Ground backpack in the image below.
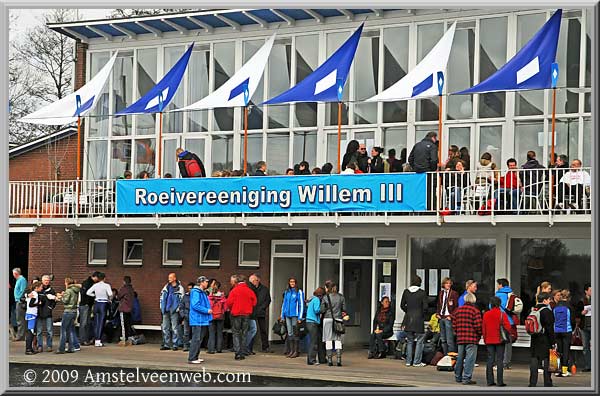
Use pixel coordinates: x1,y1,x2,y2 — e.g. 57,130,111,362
209,294,226,320
507,292,524,314
436,354,456,371
179,158,203,177
525,306,548,335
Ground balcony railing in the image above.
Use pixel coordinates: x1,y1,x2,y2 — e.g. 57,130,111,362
8,168,592,224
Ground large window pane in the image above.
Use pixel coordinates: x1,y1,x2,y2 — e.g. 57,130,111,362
112,51,134,136
514,121,544,165
354,32,379,125
555,14,582,114
447,22,475,120
383,26,409,123
240,133,263,174
294,35,318,127
383,127,407,161
136,48,157,136
184,138,205,164
188,46,210,132
267,132,289,175
111,140,131,178
319,259,340,288
554,118,579,164
479,125,502,168
214,42,235,131
327,132,347,170
416,23,443,121
134,138,155,178
268,39,292,129
510,238,591,323
582,118,591,166
343,238,373,256
211,134,233,172
162,139,178,178
585,9,592,87
244,40,265,130
163,46,185,133
326,32,349,126
293,130,317,169
411,238,495,315
448,127,471,163
86,140,107,180
515,14,545,116
89,52,110,137
479,17,507,118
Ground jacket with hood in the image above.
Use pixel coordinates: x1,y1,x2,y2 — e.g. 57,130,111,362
177,150,205,178
531,303,556,358
117,284,135,313
38,284,57,319
408,137,438,173
61,284,81,313
553,301,575,334
306,296,322,324
226,282,257,317
281,287,305,320
160,281,185,315
189,286,212,326
401,286,428,333
521,158,545,196
495,286,516,325
179,291,190,320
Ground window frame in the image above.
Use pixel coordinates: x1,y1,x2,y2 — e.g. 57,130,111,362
239,239,261,267
88,239,108,266
123,239,144,266
162,239,184,267
199,239,221,267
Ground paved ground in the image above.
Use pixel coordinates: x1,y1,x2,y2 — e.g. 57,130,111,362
8,340,591,388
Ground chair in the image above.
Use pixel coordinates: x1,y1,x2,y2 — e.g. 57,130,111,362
519,181,548,214
462,184,491,214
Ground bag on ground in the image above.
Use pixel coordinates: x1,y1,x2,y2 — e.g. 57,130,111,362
430,351,445,366
436,354,456,371
128,334,145,345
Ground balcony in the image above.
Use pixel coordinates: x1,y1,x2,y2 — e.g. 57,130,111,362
8,168,592,228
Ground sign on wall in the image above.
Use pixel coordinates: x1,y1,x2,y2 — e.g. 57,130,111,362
116,173,427,214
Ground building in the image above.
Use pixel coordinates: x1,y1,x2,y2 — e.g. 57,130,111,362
9,8,593,345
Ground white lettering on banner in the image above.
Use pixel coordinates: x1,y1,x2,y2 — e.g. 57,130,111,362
379,183,403,203
296,185,372,204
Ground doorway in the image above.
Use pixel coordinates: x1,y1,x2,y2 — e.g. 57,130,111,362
342,259,373,345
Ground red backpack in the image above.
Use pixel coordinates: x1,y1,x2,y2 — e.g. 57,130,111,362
525,306,548,335
209,294,226,320
179,158,203,177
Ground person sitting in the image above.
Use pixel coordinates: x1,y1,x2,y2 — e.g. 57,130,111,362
558,159,591,210
295,161,311,175
444,159,470,212
475,152,497,185
494,158,522,211
368,296,395,359
321,163,333,175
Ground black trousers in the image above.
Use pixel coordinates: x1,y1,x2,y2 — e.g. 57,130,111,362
256,316,270,351
368,332,386,354
231,315,249,356
121,312,133,339
486,344,505,385
529,357,552,387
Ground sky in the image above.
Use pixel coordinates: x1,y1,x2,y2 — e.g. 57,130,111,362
9,9,111,40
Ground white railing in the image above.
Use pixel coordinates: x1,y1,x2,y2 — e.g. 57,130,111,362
8,168,591,221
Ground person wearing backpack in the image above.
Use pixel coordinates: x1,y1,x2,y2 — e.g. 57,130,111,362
528,292,556,387
495,278,522,369
482,296,512,386
553,289,576,377
176,147,205,178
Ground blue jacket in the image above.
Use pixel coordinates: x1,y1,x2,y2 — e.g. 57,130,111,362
306,296,321,324
160,281,185,314
495,286,515,325
189,286,212,326
281,288,305,320
458,291,468,307
553,302,573,333
14,276,27,301
132,296,141,323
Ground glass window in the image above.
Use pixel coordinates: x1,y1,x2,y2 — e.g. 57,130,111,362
89,52,110,137
416,23,443,121
162,239,183,266
112,51,134,136
515,14,545,116
86,140,108,180
479,17,507,118
479,125,502,167
239,240,260,267
383,127,407,162
447,22,475,120
415,125,435,143
244,40,265,130
294,35,318,127
162,138,178,178
88,239,107,265
184,138,205,164
514,121,544,165
320,238,340,256
111,140,131,179
342,238,373,256
214,42,235,131
554,118,579,164
211,134,233,172
585,92,591,113
267,132,290,175
188,46,210,132
240,133,263,174
376,239,396,256
293,130,317,169
510,238,591,323
123,239,143,265
353,31,379,125
555,15,581,114
268,38,292,129
327,132,347,169
582,118,591,166
326,32,350,126
355,131,374,152
136,48,157,136
448,127,471,165
411,238,496,315
383,26,409,123
585,9,592,87
163,46,185,133
274,243,304,255
134,138,156,178
319,258,340,286
200,240,220,266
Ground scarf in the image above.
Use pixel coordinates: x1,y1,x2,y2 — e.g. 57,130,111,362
377,306,390,324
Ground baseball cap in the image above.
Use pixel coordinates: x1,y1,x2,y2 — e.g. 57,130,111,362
197,276,209,283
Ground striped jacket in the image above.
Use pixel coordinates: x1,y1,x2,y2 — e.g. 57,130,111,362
452,303,483,345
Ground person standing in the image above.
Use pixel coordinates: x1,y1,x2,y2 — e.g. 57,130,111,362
179,282,195,352
368,296,395,359
281,277,305,359
188,276,212,364
579,283,592,372
495,278,517,369
401,276,428,366
529,292,555,387
368,147,385,173
159,273,185,351
79,272,98,346
117,276,136,344
408,131,439,210
207,280,226,354
341,140,360,171
36,275,57,352
86,272,113,347
322,280,347,367
249,274,272,353
226,275,257,360
176,147,205,177
12,268,27,342
25,281,43,355
56,277,80,354
452,293,483,385
306,287,325,365
482,296,512,386
436,277,459,354
253,161,268,176
458,280,478,307
553,289,575,377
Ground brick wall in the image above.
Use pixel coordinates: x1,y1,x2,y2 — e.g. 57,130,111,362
9,134,79,181
28,227,307,325
74,41,88,91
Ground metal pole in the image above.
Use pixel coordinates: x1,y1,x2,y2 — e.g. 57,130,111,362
243,106,248,175
437,95,443,215
76,115,81,214
158,112,163,178
337,102,342,173
550,88,557,209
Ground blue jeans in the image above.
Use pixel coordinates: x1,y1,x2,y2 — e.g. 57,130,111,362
439,318,456,353
455,344,478,382
285,316,298,339
93,302,108,341
181,317,190,349
406,332,426,365
246,319,257,351
208,319,224,353
58,312,77,352
78,305,92,343
161,311,180,347
188,325,207,362
582,327,591,370
494,188,519,210
36,316,53,349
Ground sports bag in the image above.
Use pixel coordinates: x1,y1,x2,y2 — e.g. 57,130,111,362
507,292,524,314
525,306,548,335
430,351,445,366
179,158,203,177
128,334,146,345
436,355,456,371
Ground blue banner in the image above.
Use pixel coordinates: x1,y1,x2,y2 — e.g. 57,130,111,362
116,173,426,214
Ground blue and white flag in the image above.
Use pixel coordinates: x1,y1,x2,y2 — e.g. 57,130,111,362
263,24,363,104
19,52,118,125
116,44,194,115
454,9,562,94
176,34,275,111
366,22,456,102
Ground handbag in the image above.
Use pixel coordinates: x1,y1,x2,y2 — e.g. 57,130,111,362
572,326,583,347
272,320,287,337
326,294,345,335
548,348,562,373
294,319,307,339
499,312,511,344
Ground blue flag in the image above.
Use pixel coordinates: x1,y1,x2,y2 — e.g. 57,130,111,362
262,24,363,104
454,9,562,94
116,44,194,115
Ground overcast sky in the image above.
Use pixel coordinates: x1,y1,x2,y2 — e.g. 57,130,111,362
10,9,111,41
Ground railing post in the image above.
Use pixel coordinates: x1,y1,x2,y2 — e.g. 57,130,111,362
75,180,80,218
36,182,41,220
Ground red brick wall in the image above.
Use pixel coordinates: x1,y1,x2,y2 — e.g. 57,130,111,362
9,134,79,181
28,227,307,325
74,42,88,91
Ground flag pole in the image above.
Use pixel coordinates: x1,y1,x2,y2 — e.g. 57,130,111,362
158,112,163,178
436,72,444,215
337,101,342,174
76,114,82,214
243,105,249,175
550,63,559,209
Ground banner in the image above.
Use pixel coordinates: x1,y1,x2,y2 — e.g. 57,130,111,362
116,173,426,214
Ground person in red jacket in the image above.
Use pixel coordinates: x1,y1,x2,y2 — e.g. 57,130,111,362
483,296,512,387
436,277,459,354
452,292,483,385
226,274,257,360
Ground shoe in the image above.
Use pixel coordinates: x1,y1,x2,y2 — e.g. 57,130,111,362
562,371,571,377
406,363,412,367
55,351,65,354
66,350,74,353
307,361,315,365
367,353,374,359
315,362,320,366
46,348,53,352
160,346,170,351
25,351,35,355
474,363,479,367
462,380,477,385
249,351,256,355
37,347,42,353
528,384,535,387
538,369,544,373
188,359,204,364
216,350,222,353
172,347,178,351
413,363,427,367
497,383,507,387
261,348,274,353
208,351,215,354
183,347,189,352
94,341,103,347
504,364,511,370
554,373,562,377
73,348,81,352
488,383,496,386
455,379,462,383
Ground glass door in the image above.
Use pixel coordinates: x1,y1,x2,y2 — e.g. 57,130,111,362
476,124,503,169
342,259,373,346
445,125,474,170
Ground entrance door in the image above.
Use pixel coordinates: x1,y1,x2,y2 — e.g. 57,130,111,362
342,259,373,346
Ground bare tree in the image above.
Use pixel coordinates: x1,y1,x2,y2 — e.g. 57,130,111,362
110,9,197,18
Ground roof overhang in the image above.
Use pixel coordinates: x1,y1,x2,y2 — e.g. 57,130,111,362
9,127,77,159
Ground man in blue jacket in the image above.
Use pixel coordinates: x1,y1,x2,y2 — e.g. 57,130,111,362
12,268,27,341
495,278,516,369
159,273,185,351
188,276,212,364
